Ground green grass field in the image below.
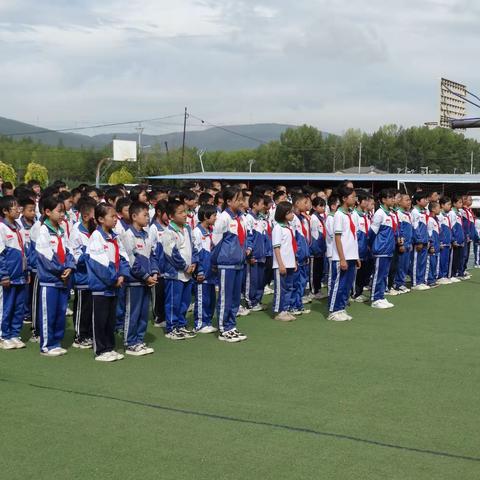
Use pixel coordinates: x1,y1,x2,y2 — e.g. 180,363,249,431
2,274,480,479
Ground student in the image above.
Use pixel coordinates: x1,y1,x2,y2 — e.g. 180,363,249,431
386,190,402,294
162,200,199,340
269,190,287,226
192,204,218,333
129,185,148,203
461,195,474,278
211,187,248,342
122,201,158,355
86,204,129,361
181,190,198,230
69,197,96,348
272,202,297,322
245,193,267,311
36,197,75,356
411,192,430,290
262,194,274,296
105,187,124,210
147,189,163,221
427,201,441,287
328,187,360,321
149,200,168,328
393,194,413,293
449,195,465,279
474,210,480,268
438,196,453,283
368,189,396,308
310,196,327,299
325,195,339,294
58,191,75,240
0,196,29,349
351,191,372,302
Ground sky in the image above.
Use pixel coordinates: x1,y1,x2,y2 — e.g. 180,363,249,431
0,0,479,138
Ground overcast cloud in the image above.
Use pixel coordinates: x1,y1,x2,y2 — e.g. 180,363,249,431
0,0,479,137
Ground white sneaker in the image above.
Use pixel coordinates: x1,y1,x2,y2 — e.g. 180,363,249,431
290,309,304,316
449,277,461,283
125,344,150,356
353,295,368,303
371,299,394,309
436,278,449,285
231,328,248,341
218,330,242,343
263,285,274,295
412,284,430,291
302,296,312,304
41,347,65,357
341,310,353,320
313,292,328,300
397,286,411,293
250,304,266,312
327,311,350,322
0,338,17,350
196,325,218,334
474,265,480,269
110,350,125,360
385,289,400,296
10,337,26,349
236,306,250,317
153,320,166,328
274,311,295,322
95,351,117,362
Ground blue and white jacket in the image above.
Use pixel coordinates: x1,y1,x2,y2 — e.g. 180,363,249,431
411,207,429,245
310,211,327,258
438,212,452,247
427,215,441,253
449,209,465,246
397,209,413,249
211,209,246,269
0,218,29,284
70,222,91,289
29,219,43,272
352,209,370,260
148,220,167,276
122,225,158,286
36,221,75,288
245,210,267,262
290,213,310,265
263,213,273,257
368,206,395,257
161,222,200,281
193,224,216,284
16,216,35,272
86,227,130,296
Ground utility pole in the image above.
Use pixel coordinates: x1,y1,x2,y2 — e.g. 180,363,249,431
358,142,362,174
164,141,169,156
135,123,144,154
471,151,474,174
181,107,188,172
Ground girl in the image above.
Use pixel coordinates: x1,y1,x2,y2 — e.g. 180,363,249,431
86,204,129,362
212,187,248,342
36,197,75,356
310,197,327,300
271,202,297,322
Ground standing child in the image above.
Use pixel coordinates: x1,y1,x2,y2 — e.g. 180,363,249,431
181,190,198,231
449,195,465,280
326,195,339,295
411,192,430,290
192,204,218,333
427,201,441,287
438,196,453,283
474,210,480,268
328,187,360,321
368,189,396,309
393,194,413,293
36,197,75,356
162,200,199,340
262,195,274,295
272,202,297,322
211,187,248,342
0,196,29,350
122,201,158,356
310,197,327,300
86,204,129,362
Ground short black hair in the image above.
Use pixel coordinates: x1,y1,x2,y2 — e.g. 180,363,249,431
198,204,217,222
249,193,265,209
0,195,18,217
198,192,213,205
129,185,147,202
292,192,308,205
116,197,132,214
378,188,394,202
77,196,97,215
57,190,72,203
274,201,293,223
413,191,428,204
129,201,148,218
273,190,286,203
166,200,184,218
337,186,355,203
327,195,339,209
19,196,35,209
105,187,124,205
439,196,451,206
312,197,326,208
180,190,197,203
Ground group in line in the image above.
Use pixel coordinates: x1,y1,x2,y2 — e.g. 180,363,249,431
0,178,478,360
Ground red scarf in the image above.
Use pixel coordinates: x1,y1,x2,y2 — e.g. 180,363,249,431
236,217,245,247
390,212,398,233
288,226,298,253
346,212,356,239
108,238,120,270
57,235,66,264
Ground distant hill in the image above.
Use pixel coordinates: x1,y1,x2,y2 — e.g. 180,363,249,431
0,116,300,151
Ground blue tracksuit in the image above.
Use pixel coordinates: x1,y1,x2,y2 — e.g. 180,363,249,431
329,260,356,313
427,216,441,285
36,221,75,352
394,209,413,288
0,218,29,340
162,222,199,333
369,207,395,301
193,224,216,329
16,216,34,321
212,209,246,332
122,225,158,347
113,217,130,331
411,207,429,286
438,212,453,278
290,213,310,311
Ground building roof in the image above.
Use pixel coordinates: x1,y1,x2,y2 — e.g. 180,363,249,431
145,171,480,184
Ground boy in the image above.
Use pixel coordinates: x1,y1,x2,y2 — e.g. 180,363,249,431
245,194,268,311
162,200,199,340
427,201,441,287
0,196,29,349
122,201,158,355
461,195,474,277
192,204,218,333
393,194,413,293
411,192,430,290
310,197,327,300
181,190,198,230
449,195,465,280
438,196,453,283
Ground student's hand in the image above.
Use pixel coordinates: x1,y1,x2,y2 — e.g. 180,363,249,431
398,238,404,246
115,276,124,288
398,246,406,253
279,265,287,275
340,259,348,271
151,273,158,282
248,258,256,265
146,276,157,286
246,248,252,257
61,269,72,281
0,278,11,288
452,242,459,248
186,265,195,274
415,244,424,252
197,275,205,283
356,259,362,269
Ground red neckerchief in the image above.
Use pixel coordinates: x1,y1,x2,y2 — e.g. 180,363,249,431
57,235,66,264
107,237,120,270
266,221,272,237
236,217,245,247
317,214,326,238
390,211,398,233
344,211,356,239
4,220,25,257
62,219,70,238
287,226,298,253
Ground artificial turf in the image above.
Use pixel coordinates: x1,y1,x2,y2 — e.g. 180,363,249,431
1,274,480,479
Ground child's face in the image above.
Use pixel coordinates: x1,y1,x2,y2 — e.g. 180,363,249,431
185,198,197,209
4,201,20,220
330,202,339,213
206,213,217,226
170,204,187,225
72,192,81,204
47,204,65,224
285,210,294,222
345,192,357,209
101,207,117,230
314,205,325,215
454,200,463,209
383,196,395,209
88,191,99,202
295,198,309,213
399,195,411,210
394,193,402,206
276,194,287,204
63,198,73,211
132,208,149,228
138,190,148,203
82,208,95,223
442,201,452,212
430,204,441,215
120,206,130,220
253,200,265,213
358,200,369,211
418,198,428,208
22,204,36,222
227,193,242,212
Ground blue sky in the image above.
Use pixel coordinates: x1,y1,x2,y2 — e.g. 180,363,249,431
0,0,479,137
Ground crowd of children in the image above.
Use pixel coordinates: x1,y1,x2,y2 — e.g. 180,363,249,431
0,178,479,360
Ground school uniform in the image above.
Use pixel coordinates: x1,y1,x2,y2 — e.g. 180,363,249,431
162,222,199,334
70,222,93,342
148,220,166,324
17,217,34,322
122,225,158,347
438,211,453,278
427,215,441,285
394,209,413,289
473,218,480,266
325,213,335,294
310,211,327,295
29,219,42,337
450,208,465,277
186,210,196,231
388,209,400,289
461,207,475,273
0,218,29,341
329,208,358,313
86,227,130,356
368,206,396,301
192,224,216,330
411,206,429,286
245,210,268,308
113,216,130,332
263,213,274,289
272,223,297,313
290,213,310,311
36,221,76,353
211,209,246,333
352,209,371,298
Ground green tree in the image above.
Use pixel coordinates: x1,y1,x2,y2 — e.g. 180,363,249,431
0,161,17,184
108,167,134,184
24,161,49,187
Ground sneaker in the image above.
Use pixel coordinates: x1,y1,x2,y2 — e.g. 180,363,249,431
178,327,197,339
300,308,311,314
0,338,17,350
371,299,394,309
263,285,274,295
397,285,411,293
66,307,73,316
231,328,247,341
411,284,430,291
23,318,32,325
327,311,350,322
341,310,353,320
290,309,304,316
302,296,312,304
153,320,166,328
196,325,218,334
57,347,68,355
218,330,242,343
236,306,251,317
10,337,26,349
140,344,154,355
274,311,295,322
125,344,150,356
353,295,368,303
72,339,93,349
95,351,117,362
459,275,471,281
428,283,439,289
40,347,66,357
29,335,40,343
436,278,449,285
250,304,266,312
313,292,328,300
385,289,400,296
165,329,186,340
449,277,461,283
